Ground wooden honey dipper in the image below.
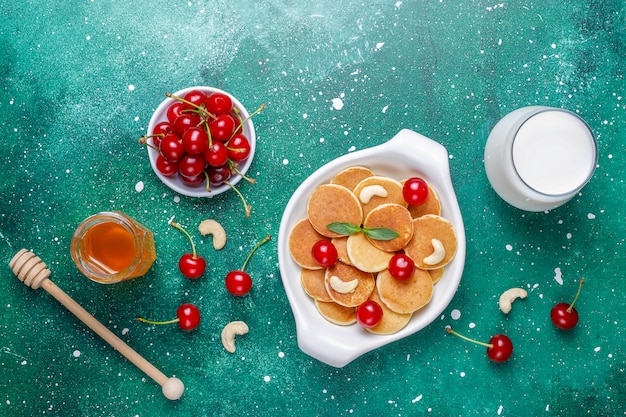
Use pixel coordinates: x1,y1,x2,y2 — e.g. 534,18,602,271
8,249,185,400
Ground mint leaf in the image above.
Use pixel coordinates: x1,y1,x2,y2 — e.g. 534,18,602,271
326,222,362,236
362,227,399,241
326,222,398,241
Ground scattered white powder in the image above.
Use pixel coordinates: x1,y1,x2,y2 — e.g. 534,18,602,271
263,375,271,382
278,352,284,358
375,42,384,50
497,405,503,415
469,322,476,328
122,328,129,335
594,346,601,352
173,196,180,203
587,213,596,219
451,309,461,320
382,105,389,113
505,244,513,251
128,85,135,91
135,181,144,192
73,350,81,358
411,395,423,403
282,159,289,165
554,268,563,285
331,98,344,110
460,372,466,377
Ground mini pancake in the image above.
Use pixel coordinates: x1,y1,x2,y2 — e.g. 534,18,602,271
362,203,414,252
288,218,325,270
353,176,407,217
331,236,351,266
301,268,332,302
404,214,457,270
325,262,375,307
315,300,356,326
428,267,444,284
346,232,393,273
330,166,375,191
366,286,412,335
407,184,441,218
376,268,433,314
307,184,363,238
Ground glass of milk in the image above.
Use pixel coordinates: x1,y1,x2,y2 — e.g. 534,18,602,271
484,106,597,211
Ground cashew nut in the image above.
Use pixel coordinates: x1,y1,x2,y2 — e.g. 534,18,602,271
498,288,528,314
423,239,445,265
329,275,358,294
221,321,249,353
198,219,227,250
359,185,388,204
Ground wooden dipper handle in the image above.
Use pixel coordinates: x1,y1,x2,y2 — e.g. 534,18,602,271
8,249,185,400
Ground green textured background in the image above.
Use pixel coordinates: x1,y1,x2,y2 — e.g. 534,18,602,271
1,0,625,416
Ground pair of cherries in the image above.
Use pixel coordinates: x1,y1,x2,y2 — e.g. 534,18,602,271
448,279,585,362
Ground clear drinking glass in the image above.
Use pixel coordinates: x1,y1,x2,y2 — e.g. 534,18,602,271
484,106,597,211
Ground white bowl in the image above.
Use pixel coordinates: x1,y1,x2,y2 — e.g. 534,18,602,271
277,129,466,367
146,86,256,197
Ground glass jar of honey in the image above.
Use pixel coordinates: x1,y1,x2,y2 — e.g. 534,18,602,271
70,211,156,284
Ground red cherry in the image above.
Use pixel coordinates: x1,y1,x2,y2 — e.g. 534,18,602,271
204,140,229,167
179,171,206,187
176,303,201,330
311,240,338,268
225,236,271,296
152,121,173,148
205,92,233,115
173,113,201,136
156,154,179,177
181,90,207,111
356,301,383,328
159,133,185,162
446,326,513,363
388,253,415,280
225,270,253,296
403,177,429,206
209,114,236,141
170,221,206,279
207,165,231,186
178,154,206,178
182,127,209,155
551,278,584,330
136,303,201,331
227,134,251,162
166,102,184,123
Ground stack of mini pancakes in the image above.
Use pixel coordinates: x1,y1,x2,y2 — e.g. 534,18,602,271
288,166,457,335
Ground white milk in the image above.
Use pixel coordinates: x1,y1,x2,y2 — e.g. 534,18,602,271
484,106,596,211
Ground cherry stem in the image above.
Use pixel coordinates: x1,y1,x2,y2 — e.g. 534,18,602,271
567,278,585,313
136,317,179,325
446,326,493,349
229,160,256,184
241,235,271,272
165,92,216,120
169,220,197,258
138,136,160,152
224,180,252,218
228,103,265,142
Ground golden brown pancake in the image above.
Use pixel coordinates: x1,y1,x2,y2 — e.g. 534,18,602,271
428,267,444,284
404,214,457,270
362,203,414,252
346,232,393,273
315,300,356,325
366,286,412,335
353,176,407,217
330,166,375,191
331,236,351,266
407,184,441,217
307,184,363,238
288,218,325,270
325,262,375,307
301,268,332,302
376,268,433,314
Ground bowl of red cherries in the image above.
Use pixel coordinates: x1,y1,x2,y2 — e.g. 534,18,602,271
144,86,260,198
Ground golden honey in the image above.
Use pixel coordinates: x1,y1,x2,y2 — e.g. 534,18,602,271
70,211,156,283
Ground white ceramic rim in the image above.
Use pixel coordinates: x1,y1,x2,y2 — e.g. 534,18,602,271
146,86,256,197
277,129,466,368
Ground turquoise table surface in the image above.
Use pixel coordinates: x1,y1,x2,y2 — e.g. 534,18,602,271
1,0,625,416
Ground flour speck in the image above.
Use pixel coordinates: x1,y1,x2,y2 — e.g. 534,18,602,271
331,98,344,110
135,181,144,192
554,267,563,285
